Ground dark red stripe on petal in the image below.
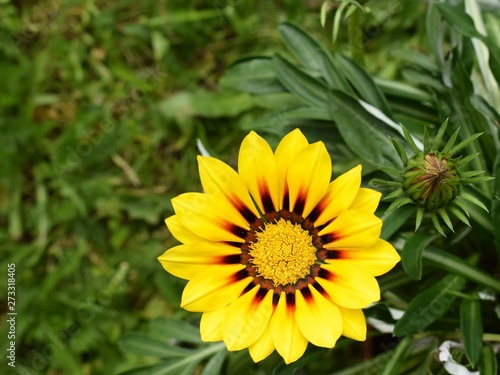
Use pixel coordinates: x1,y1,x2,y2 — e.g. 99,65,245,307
320,232,336,245
217,254,242,264
293,190,306,216
317,267,335,281
300,286,313,302
311,280,330,300
260,183,275,213
316,249,340,261
224,191,258,224
282,186,290,211
224,241,244,248
286,291,295,307
231,268,250,282
233,198,258,224
272,292,281,306
307,203,323,223
255,287,269,303
241,280,255,296
226,223,249,239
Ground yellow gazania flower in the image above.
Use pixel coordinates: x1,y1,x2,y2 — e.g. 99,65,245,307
158,129,400,364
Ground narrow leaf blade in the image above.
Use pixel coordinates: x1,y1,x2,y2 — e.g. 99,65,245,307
460,298,483,367
393,274,466,336
327,90,401,168
402,233,439,280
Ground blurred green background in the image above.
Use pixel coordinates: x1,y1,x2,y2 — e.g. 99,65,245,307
0,1,426,374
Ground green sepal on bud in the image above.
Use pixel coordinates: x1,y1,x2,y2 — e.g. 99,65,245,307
371,120,493,235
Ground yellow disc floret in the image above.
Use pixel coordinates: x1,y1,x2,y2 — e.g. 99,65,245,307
249,219,317,286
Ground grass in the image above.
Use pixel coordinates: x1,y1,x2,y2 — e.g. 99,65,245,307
0,1,324,373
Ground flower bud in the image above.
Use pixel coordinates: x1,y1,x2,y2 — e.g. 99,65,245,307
403,153,460,210
370,120,492,235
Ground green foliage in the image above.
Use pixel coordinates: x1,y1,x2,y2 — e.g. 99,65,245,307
2,0,500,374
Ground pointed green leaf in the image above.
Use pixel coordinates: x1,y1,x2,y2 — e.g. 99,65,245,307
436,3,484,40
431,214,446,236
479,345,498,375
432,118,449,150
402,233,440,280
415,207,424,231
462,176,495,184
387,196,413,213
470,94,500,126
393,274,466,336
118,332,193,357
441,127,461,155
377,337,412,375
370,179,402,188
426,1,444,67
375,77,434,102
317,50,352,92
460,191,489,212
201,348,227,375
437,209,454,231
333,55,394,117
487,41,500,87
149,317,202,344
327,90,401,168
492,148,500,254
278,22,328,75
460,298,483,367
449,206,470,227
120,343,225,375
460,170,486,179
390,137,408,164
379,166,402,177
455,153,480,168
219,57,284,94
423,126,431,153
273,54,328,106
423,247,500,293
384,188,404,200
452,196,470,216
381,205,415,240
448,133,483,155
402,126,420,155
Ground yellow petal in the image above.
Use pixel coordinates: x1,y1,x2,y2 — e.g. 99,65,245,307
349,188,381,214
248,323,275,363
295,285,342,348
181,264,252,312
326,239,400,276
238,131,280,213
338,306,366,341
165,215,205,244
319,209,382,249
158,242,241,280
223,286,273,351
315,263,380,309
271,292,308,364
309,165,361,226
287,142,332,217
200,305,229,342
274,129,309,208
173,193,249,243
198,156,260,223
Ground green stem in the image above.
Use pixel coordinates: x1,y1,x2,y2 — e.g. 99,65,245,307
423,247,500,293
483,334,500,342
348,7,365,66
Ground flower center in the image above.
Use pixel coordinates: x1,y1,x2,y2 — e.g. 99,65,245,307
249,219,317,286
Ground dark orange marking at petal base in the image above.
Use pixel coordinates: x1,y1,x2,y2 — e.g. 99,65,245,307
259,182,275,213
